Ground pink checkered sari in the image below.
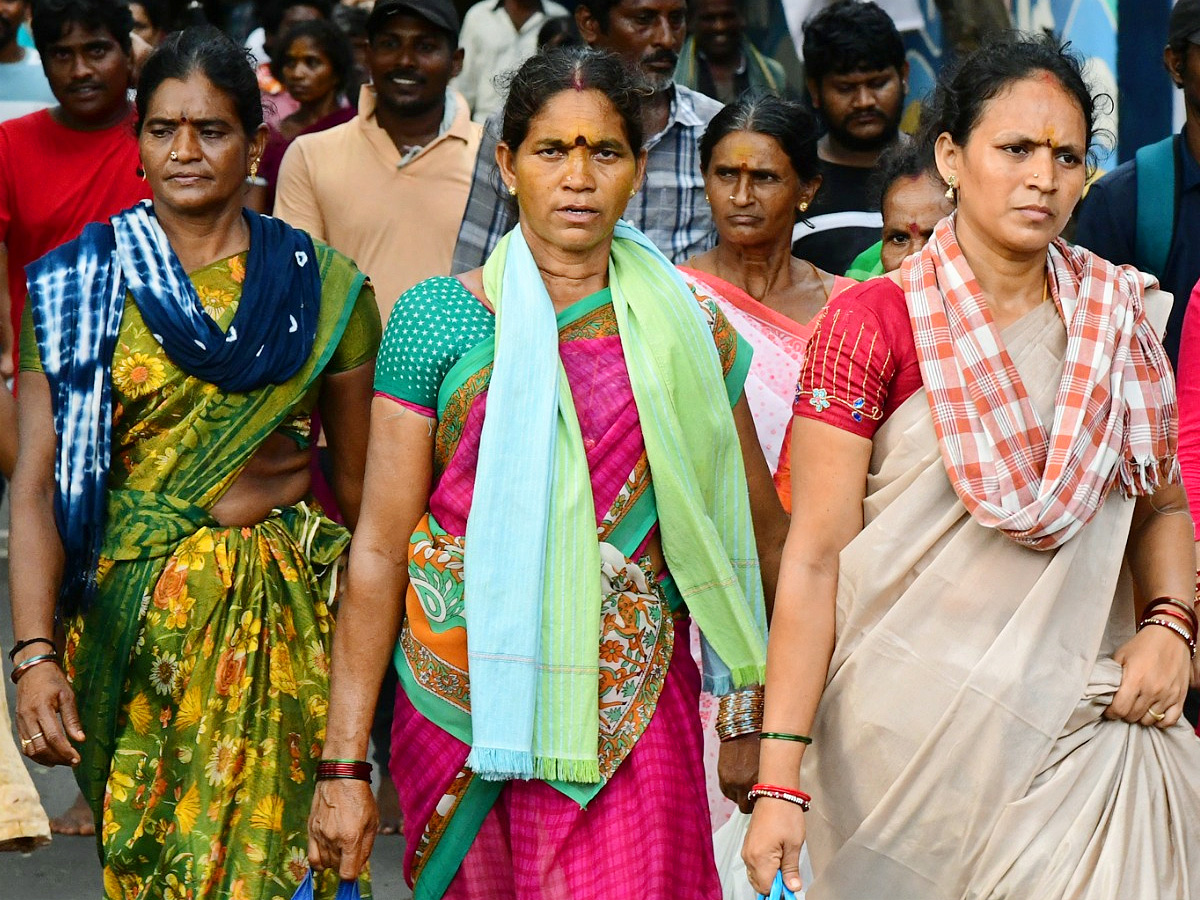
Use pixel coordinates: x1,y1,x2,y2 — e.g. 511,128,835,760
902,216,1178,550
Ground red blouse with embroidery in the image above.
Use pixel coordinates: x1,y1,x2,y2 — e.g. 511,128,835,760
793,277,924,438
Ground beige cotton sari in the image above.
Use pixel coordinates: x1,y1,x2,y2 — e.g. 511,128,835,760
803,296,1200,899
0,682,50,850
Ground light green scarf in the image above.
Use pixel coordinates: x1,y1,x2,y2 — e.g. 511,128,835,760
466,221,766,785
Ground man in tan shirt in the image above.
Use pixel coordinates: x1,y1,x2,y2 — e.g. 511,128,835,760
275,0,483,320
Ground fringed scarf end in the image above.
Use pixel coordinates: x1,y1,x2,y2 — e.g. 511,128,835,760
467,747,534,782
1118,453,1179,498
532,756,602,784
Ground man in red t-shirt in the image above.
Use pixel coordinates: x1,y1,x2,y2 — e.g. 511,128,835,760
0,0,151,837
0,0,151,377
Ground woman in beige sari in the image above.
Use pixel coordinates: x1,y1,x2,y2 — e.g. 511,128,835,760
744,35,1200,899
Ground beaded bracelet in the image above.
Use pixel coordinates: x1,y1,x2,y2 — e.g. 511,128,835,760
760,732,812,744
748,783,811,812
1138,616,1197,658
716,686,763,742
1149,606,1197,632
8,637,57,663
10,653,59,685
316,759,373,782
1147,597,1198,632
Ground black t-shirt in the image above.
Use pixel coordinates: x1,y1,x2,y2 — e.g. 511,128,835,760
792,159,882,276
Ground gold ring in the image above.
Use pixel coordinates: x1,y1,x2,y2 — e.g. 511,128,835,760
1148,707,1166,722
20,732,43,750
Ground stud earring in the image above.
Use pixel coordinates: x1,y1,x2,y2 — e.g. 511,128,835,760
507,184,517,197
799,201,809,213
629,187,637,198
944,174,958,202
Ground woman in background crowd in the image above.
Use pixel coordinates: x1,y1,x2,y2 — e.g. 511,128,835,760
249,17,357,212
682,93,853,512
844,140,955,280
10,26,377,898
745,34,1200,898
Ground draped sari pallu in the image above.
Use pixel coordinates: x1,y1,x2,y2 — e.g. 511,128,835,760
389,286,748,899
679,268,854,512
803,299,1200,899
38,247,371,900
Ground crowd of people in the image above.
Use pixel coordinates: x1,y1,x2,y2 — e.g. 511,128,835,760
1,0,1198,897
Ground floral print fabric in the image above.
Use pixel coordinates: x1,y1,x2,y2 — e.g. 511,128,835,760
53,250,376,900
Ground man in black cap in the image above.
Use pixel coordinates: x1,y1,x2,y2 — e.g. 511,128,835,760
275,0,483,313
274,0,483,833
1076,0,1200,365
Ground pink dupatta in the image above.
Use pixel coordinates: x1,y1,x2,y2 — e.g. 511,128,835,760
679,267,854,509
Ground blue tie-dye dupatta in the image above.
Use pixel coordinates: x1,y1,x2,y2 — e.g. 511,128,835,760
25,201,321,615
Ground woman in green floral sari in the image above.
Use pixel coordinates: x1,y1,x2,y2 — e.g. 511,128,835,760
9,27,378,900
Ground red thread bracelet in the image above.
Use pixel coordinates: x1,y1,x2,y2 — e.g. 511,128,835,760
748,783,812,812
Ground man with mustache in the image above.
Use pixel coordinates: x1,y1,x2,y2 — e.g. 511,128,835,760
450,0,723,269
0,0,149,381
791,0,908,277
0,0,149,838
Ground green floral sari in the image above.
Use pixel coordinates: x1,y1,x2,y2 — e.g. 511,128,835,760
23,245,378,900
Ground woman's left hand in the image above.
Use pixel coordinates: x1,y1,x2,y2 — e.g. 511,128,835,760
718,733,760,812
1107,625,1193,727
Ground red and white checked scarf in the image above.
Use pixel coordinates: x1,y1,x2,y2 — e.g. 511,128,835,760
902,216,1178,550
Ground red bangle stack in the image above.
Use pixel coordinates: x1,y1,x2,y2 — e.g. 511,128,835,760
316,759,373,782
748,782,812,812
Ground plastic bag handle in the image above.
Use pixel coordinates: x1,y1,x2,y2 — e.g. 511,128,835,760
758,870,798,900
289,869,362,900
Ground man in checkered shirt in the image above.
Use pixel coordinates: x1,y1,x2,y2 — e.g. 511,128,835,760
450,0,722,271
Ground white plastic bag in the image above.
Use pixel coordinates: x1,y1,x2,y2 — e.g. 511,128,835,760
712,812,812,900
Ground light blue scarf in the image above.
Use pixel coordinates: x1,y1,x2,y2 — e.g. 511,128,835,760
464,221,767,783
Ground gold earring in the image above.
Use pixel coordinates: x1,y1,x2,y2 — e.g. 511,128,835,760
249,158,259,179
799,201,809,212
704,193,710,202
629,187,637,198
944,174,958,201
507,185,517,197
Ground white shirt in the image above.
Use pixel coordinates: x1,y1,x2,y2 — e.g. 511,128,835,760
451,0,568,123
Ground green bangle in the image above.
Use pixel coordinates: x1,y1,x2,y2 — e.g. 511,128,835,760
760,731,813,744
322,758,369,765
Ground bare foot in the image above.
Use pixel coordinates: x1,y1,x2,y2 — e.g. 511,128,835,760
50,792,95,836
376,773,402,835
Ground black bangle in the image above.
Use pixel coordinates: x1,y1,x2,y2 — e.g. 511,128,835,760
9,637,57,663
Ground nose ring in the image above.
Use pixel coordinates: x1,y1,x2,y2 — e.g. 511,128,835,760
170,151,178,161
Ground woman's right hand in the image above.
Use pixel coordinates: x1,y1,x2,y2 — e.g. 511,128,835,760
743,798,807,895
15,662,83,766
308,778,378,881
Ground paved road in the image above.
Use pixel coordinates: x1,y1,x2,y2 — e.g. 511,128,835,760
2,544,412,899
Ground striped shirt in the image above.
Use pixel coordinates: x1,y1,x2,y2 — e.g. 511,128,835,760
450,84,722,272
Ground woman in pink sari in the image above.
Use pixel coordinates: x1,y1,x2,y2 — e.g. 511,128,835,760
681,94,854,514
681,95,853,831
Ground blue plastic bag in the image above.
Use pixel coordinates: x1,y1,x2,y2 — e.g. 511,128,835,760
289,869,361,900
759,870,798,900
